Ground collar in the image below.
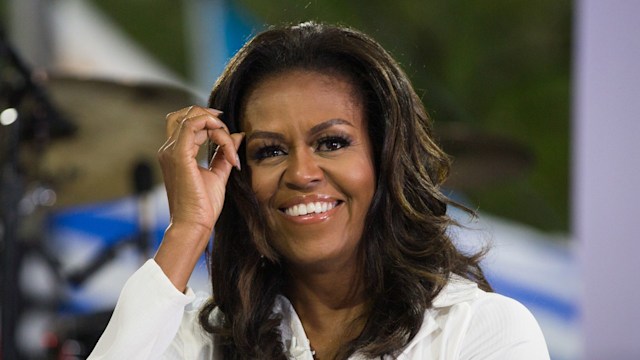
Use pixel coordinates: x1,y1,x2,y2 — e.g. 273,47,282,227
273,276,481,359
274,295,315,360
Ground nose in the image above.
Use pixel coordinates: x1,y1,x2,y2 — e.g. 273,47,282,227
282,148,324,190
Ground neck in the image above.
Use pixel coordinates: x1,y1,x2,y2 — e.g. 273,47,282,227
285,259,370,359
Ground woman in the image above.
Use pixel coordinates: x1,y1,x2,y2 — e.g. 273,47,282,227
89,22,549,359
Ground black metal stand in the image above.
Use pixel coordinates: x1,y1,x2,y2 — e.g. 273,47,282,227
1,123,23,360
1,29,26,360
0,29,73,359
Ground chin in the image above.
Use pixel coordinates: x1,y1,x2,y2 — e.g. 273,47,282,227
279,242,361,272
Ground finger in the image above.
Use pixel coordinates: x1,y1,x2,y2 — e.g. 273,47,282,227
203,107,224,118
231,132,244,153
185,105,223,119
166,106,195,138
165,106,224,138
163,115,211,152
208,132,244,174
173,114,230,156
172,114,228,146
207,129,242,170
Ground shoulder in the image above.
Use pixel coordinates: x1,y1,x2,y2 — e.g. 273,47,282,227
402,277,549,359
465,291,541,333
458,290,550,359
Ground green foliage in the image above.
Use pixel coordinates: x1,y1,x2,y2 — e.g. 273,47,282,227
90,0,188,77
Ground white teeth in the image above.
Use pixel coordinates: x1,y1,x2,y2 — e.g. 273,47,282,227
284,201,337,216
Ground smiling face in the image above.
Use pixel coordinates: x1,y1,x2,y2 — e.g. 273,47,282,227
242,70,376,270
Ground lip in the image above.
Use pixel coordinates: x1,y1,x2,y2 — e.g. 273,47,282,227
277,194,343,224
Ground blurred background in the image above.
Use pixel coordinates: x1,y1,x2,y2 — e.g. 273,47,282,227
1,0,638,359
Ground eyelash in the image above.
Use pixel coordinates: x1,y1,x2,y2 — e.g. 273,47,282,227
251,134,353,161
316,135,352,152
253,143,285,161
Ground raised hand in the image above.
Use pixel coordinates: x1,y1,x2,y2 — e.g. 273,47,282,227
154,106,244,291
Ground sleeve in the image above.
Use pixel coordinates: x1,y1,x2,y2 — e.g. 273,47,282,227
87,259,197,360
458,293,550,360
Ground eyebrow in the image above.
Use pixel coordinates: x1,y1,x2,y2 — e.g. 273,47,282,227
246,118,354,143
246,131,286,143
309,118,354,135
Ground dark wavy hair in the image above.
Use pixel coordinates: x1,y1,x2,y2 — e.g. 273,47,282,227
199,22,491,359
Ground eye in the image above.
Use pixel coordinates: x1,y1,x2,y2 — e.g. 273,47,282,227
316,135,352,152
253,145,287,161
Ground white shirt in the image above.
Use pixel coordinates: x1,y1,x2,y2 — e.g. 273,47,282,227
89,260,550,359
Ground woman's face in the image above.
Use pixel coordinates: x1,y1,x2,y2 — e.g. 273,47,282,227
242,70,376,270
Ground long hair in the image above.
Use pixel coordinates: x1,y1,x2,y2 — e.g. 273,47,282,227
199,22,491,359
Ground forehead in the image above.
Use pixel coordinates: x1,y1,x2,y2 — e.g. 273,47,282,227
241,70,364,132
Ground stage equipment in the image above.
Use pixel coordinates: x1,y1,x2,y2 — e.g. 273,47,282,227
1,31,198,356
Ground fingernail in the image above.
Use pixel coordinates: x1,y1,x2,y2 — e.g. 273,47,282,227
235,154,242,171
207,108,223,116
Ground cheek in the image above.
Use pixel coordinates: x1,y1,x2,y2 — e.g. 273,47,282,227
337,157,376,206
250,166,278,206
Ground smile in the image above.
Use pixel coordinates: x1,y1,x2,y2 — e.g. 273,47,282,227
282,201,341,217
